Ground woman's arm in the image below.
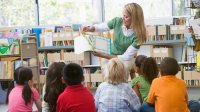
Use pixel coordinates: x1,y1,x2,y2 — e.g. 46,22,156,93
82,22,110,32
92,45,138,60
117,45,138,61
92,51,117,60
133,82,142,104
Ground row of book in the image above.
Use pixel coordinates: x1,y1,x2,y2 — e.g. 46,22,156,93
38,52,90,68
146,25,189,41
83,66,102,88
173,18,187,25
185,80,200,86
0,61,13,79
40,28,113,47
0,38,20,56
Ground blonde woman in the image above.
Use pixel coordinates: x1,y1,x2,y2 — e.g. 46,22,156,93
83,3,146,78
95,58,141,112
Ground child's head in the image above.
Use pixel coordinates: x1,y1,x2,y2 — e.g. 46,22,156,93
135,55,147,74
18,67,33,86
141,57,158,84
104,58,128,85
160,57,179,76
46,62,66,85
44,62,66,112
62,63,83,85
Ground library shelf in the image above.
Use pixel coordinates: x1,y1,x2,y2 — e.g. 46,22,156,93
187,86,200,88
40,67,49,70
0,55,20,61
89,87,98,90
0,79,13,81
144,40,186,45
38,46,74,52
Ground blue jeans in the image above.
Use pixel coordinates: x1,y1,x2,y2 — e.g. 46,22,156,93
188,100,200,112
140,102,155,112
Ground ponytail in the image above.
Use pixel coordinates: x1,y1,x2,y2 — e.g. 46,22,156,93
22,81,32,105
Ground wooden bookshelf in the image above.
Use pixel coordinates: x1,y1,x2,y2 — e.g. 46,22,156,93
187,86,200,88
0,55,20,61
38,46,74,52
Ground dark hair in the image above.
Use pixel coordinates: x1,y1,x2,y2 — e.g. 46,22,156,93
135,55,147,68
6,66,22,104
141,57,158,84
44,62,66,112
62,63,83,85
160,57,179,76
17,67,33,105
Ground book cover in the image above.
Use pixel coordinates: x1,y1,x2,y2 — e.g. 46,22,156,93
74,34,111,54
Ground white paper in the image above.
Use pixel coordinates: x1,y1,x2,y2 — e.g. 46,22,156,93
190,19,200,39
74,36,92,54
44,32,53,46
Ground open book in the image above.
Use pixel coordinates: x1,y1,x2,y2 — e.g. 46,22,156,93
74,34,111,54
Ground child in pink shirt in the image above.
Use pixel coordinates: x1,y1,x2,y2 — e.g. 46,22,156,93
8,67,42,112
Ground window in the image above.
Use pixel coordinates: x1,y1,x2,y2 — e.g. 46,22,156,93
39,0,99,25
172,0,190,16
0,0,35,27
104,0,173,21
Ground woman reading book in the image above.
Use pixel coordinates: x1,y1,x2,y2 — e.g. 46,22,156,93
82,3,146,78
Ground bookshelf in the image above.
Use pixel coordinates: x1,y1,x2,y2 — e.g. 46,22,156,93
38,45,91,86
38,46,74,52
83,65,103,89
144,40,186,45
0,55,20,80
0,55,20,61
0,36,41,93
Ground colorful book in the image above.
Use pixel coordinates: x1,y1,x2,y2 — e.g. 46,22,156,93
74,33,111,54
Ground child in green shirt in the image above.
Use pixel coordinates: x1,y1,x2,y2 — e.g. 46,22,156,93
131,55,158,103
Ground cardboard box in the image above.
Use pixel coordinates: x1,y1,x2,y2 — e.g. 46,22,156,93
84,74,90,82
47,53,60,62
170,25,189,34
153,48,173,57
153,48,161,57
146,26,156,36
91,73,103,82
160,48,173,57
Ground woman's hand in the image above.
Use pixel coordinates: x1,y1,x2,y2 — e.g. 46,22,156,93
92,51,104,57
82,26,95,32
92,51,117,60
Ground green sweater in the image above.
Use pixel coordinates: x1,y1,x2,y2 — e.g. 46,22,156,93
131,76,150,103
107,17,140,55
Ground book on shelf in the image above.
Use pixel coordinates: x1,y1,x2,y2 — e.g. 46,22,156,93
74,33,111,54
0,39,10,55
0,61,13,79
197,54,200,69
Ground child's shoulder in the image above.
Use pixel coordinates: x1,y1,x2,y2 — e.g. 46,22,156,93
131,76,144,85
133,76,143,80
